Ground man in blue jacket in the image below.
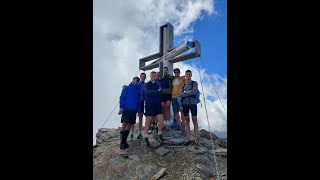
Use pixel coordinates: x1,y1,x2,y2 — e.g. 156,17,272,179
143,71,164,145
128,72,146,141
118,76,141,155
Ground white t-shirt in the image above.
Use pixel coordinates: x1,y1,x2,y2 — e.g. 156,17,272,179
173,78,179,86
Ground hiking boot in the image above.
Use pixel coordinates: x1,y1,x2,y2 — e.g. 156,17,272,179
183,140,191,146
143,137,149,146
128,134,134,141
136,133,143,140
194,141,200,149
119,149,128,156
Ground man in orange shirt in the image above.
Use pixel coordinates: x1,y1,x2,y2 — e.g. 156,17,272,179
171,68,185,129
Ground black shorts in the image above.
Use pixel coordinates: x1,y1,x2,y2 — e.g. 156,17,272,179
121,109,137,124
182,104,197,117
138,101,144,113
145,103,163,116
161,94,172,103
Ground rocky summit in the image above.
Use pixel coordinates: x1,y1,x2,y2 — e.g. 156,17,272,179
93,127,227,180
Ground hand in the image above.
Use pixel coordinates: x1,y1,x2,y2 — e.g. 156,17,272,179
118,108,124,115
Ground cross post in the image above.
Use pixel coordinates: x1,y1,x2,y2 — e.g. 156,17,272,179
139,23,201,76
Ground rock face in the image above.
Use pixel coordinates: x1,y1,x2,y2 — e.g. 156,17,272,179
93,127,227,180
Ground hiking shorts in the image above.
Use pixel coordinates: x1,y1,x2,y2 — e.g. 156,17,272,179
172,98,182,114
182,104,197,117
138,101,144,113
145,103,163,116
161,94,172,103
121,109,137,124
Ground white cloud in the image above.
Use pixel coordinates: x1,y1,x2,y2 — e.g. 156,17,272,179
93,0,226,143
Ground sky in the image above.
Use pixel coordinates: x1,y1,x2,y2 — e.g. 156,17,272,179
93,0,227,144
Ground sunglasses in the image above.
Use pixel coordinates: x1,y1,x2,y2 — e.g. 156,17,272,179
174,71,180,73
133,79,140,83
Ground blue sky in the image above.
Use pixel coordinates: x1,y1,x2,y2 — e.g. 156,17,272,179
176,0,227,78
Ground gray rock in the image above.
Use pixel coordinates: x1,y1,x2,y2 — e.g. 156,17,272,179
112,173,123,180
129,139,142,148
156,146,170,156
101,176,110,180
128,154,140,161
199,129,219,141
96,128,119,145
160,131,173,137
196,164,215,179
192,155,216,168
172,134,183,138
93,127,227,180
125,171,137,179
148,136,161,148
215,148,227,153
219,138,227,148
139,175,148,180
215,148,227,157
168,137,185,145
187,145,208,154
144,166,158,178
198,129,227,148
195,177,203,180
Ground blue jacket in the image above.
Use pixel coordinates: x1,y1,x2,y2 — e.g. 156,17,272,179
119,83,140,112
144,80,162,103
138,81,145,101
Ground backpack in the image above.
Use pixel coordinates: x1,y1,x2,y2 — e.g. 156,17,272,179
181,81,201,104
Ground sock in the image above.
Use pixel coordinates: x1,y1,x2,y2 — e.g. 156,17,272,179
120,131,125,149
138,129,141,135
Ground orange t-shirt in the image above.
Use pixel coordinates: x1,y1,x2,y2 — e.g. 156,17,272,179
171,76,186,98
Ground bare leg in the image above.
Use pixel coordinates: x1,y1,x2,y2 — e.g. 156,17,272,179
192,116,198,142
174,112,182,126
161,102,166,120
126,124,133,131
138,112,143,133
166,101,171,121
144,116,152,136
180,111,185,125
156,114,164,134
122,122,128,131
185,116,190,141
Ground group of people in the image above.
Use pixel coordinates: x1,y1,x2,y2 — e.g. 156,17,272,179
118,67,199,155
